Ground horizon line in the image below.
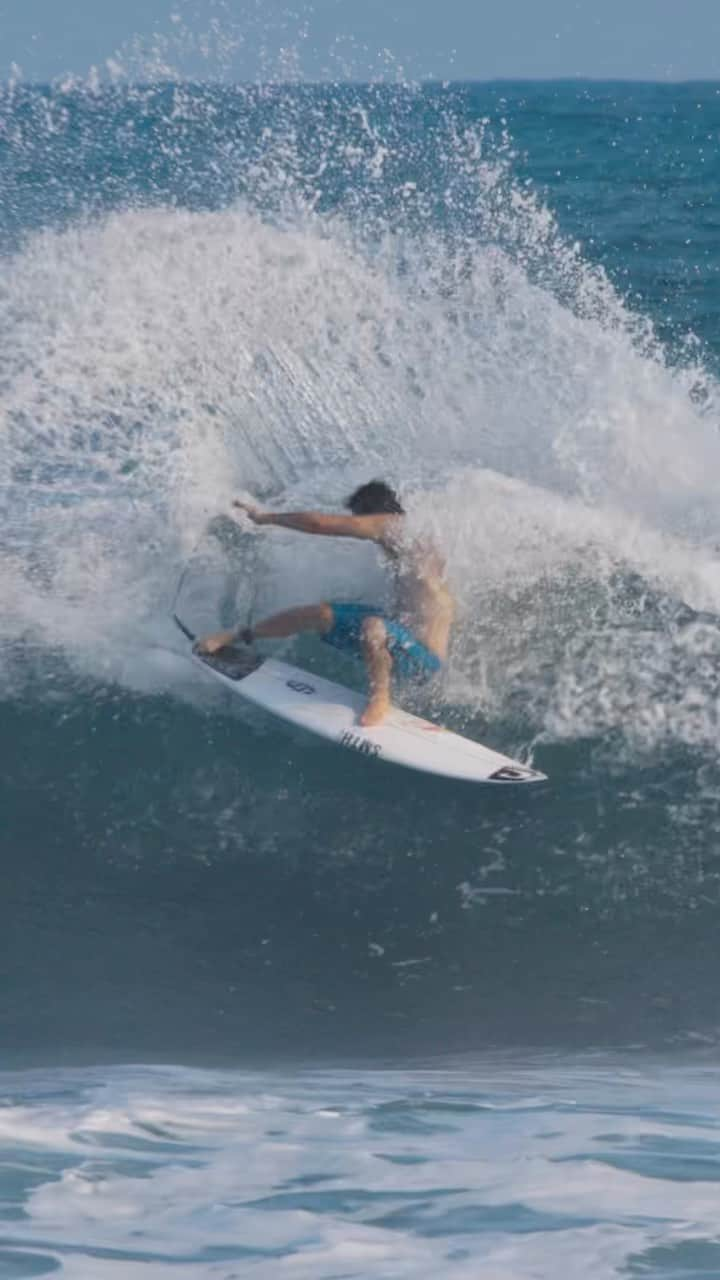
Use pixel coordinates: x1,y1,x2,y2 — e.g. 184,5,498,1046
2,74,720,91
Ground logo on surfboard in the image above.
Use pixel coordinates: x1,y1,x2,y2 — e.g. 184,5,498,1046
286,679,316,695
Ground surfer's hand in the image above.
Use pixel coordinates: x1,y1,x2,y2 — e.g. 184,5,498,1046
196,630,235,655
232,498,265,524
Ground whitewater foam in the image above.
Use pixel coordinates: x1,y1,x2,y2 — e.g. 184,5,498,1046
2,1058,720,1279
2,86,720,758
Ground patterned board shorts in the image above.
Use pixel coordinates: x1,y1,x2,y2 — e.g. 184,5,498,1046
322,602,443,683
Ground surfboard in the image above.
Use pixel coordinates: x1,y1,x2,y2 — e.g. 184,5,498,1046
174,615,546,785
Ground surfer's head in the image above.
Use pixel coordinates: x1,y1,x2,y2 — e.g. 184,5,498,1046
345,480,404,516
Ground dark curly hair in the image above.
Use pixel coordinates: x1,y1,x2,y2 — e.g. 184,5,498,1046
345,480,404,516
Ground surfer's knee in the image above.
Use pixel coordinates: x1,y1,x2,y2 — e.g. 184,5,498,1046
361,615,388,651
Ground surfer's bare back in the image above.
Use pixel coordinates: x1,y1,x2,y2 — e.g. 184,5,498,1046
197,480,454,726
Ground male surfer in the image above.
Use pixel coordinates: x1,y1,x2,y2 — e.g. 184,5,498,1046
197,481,454,726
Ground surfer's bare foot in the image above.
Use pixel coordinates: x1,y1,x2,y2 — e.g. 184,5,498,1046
359,695,391,726
196,630,235,655
196,626,254,655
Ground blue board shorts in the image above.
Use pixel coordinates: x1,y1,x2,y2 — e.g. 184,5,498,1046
322,602,443,683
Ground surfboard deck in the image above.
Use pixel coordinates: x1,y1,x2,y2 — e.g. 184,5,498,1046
184,635,546,786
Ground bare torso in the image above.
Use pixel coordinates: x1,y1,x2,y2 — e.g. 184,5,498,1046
379,522,454,660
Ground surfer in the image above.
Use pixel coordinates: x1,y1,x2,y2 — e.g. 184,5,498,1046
197,481,454,726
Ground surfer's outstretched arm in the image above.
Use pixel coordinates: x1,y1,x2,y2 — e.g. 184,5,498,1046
233,500,392,542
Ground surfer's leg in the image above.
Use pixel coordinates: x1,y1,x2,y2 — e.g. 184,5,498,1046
359,615,392,726
197,604,332,654
251,603,334,640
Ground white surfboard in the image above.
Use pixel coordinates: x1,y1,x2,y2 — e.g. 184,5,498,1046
175,617,546,785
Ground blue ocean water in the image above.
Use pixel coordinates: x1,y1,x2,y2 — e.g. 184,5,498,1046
2,77,720,1276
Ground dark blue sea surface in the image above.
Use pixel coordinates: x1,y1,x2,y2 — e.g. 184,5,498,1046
2,80,720,1069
